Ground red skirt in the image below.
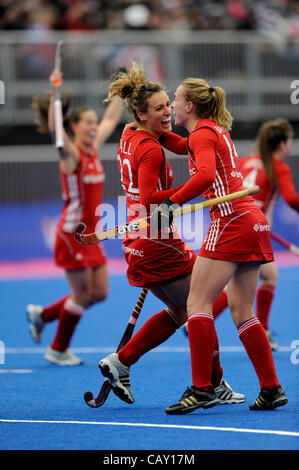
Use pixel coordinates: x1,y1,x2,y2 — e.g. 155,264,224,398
199,206,274,263
123,235,196,287
54,229,106,270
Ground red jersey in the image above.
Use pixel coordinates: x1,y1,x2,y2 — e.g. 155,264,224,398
161,119,253,218
160,120,273,263
240,154,299,225
118,128,181,222
58,145,105,233
117,127,196,287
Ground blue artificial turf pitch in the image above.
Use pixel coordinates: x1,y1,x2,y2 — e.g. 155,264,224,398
0,267,298,453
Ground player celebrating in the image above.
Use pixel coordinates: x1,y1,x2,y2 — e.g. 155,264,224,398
154,78,287,413
26,68,124,365
98,63,244,406
210,119,299,350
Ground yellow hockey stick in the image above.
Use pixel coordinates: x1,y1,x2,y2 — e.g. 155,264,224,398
73,186,260,245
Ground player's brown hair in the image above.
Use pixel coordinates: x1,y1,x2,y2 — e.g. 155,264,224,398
104,62,165,122
32,91,92,135
180,78,233,131
256,118,293,187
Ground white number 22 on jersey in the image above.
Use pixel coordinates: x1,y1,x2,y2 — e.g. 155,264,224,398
118,155,139,194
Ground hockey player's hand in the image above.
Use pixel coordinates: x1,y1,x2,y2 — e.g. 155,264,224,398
150,198,179,232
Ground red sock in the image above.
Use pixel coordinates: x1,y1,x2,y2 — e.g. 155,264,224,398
211,336,223,388
51,298,84,352
118,310,178,366
238,317,280,389
256,284,275,330
188,313,217,389
213,290,228,320
41,295,70,323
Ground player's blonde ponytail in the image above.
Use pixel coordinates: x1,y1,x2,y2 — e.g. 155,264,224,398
181,78,233,131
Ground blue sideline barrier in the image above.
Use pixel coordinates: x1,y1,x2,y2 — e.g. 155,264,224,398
0,198,298,261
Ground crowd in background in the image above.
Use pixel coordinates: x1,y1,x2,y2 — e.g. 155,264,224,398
0,0,298,38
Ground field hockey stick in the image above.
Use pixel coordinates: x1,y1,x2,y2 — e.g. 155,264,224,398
53,41,64,149
84,287,149,408
271,232,299,256
74,185,260,245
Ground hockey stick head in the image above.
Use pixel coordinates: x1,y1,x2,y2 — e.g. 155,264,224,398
83,288,148,409
84,379,111,408
83,391,100,408
73,222,87,245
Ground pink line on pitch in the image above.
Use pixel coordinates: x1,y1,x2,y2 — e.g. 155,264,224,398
0,251,297,281
0,257,127,280
274,251,299,266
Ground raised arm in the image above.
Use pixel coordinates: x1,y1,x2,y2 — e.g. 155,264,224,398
48,69,79,174
94,96,124,149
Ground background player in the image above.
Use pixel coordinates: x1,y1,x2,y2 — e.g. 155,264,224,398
26,68,124,365
240,118,299,348
211,119,299,350
98,63,244,406
154,78,287,414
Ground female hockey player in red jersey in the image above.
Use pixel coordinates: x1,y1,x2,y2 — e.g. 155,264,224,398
211,119,299,350
240,118,299,348
154,78,287,414
27,68,124,365
98,63,245,406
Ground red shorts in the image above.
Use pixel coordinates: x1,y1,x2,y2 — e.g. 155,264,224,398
199,206,274,263
54,229,106,270
123,235,196,288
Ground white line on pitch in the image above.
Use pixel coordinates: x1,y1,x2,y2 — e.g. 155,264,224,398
3,346,293,354
0,419,298,438
0,369,33,373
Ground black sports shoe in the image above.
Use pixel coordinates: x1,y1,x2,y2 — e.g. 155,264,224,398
165,386,220,415
249,386,288,410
